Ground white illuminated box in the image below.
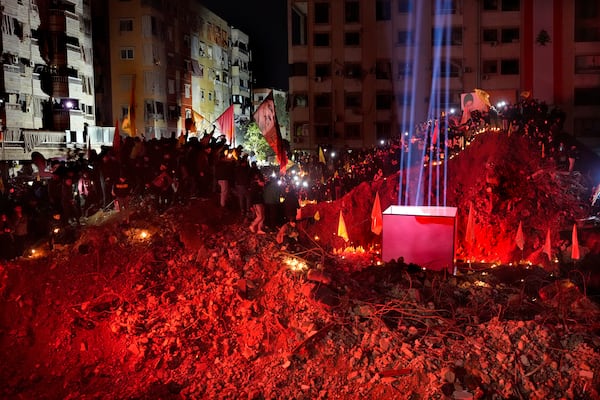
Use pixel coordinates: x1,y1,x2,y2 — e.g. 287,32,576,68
382,206,457,271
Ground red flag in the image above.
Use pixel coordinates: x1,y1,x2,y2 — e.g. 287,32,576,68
543,228,552,260
571,223,580,260
371,192,383,235
337,210,349,242
253,91,288,174
112,119,121,152
431,120,439,145
515,221,524,251
216,105,235,146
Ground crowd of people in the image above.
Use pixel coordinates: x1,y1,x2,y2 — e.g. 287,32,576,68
0,95,586,260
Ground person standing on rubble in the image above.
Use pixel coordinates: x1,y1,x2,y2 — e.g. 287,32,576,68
248,168,266,234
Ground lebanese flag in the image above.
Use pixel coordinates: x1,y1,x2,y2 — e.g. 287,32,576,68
253,91,288,174
337,210,349,242
112,119,121,153
215,105,235,146
431,120,439,145
371,192,383,235
515,221,524,251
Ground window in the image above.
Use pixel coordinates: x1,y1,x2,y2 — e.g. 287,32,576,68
315,63,331,79
397,62,413,78
376,0,391,20
344,31,360,46
482,29,498,43
395,92,412,105
345,92,362,108
315,2,330,24
575,55,600,74
501,0,520,11
398,0,413,13
576,27,600,42
575,0,598,19
375,60,391,80
345,123,361,139
483,0,498,10
290,62,308,76
184,84,191,98
315,124,332,138
574,88,600,105
120,47,134,60
376,122,392,139
501,28,519,43
433,60,461,77
434,0,457,14
500,59,519,74
315,93,332,107
432,26,462,46
293,93,308,107
119,19,133,32
345,1,360,23
574,118,600,136
482,60,498,74
397,30,414,45
344,63,362,79
314,32,330,46
292,5,308,46
376,93,393,109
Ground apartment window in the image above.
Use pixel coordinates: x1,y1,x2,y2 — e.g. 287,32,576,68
576,27,600,42
376,122,392,139
315,124,332,138
434,0,457,14
482,60,498,74
395,92,412,105
376,93,393,109
398,0,413,13
375,60,392,80
501,0,520,11
344,63,362,79
345,31,361,46
574,118,600,136
184,84,191,98
345,1,360,23
120,47,134,60
293,93,308,107
201,89,205,101
289,62,308,76
397,62,413,78
315,93,332,107
434,60,461,77
314,32,330,46
575,0,598,18
315,2,330,24
315,63,331,79
397,30,414,45
575,55,600,74
482,28,498,43
345,123,361,139
292,4,308,46
500,59,519,74
483,0,498,10
501,28,519,43
432,26,463,46
345,92,362,108
574,88,600,106
119,19,133,32
376,0,391,21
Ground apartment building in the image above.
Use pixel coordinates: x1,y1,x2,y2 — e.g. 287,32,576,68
287,0,600,151
0,0,95,160
102,0,251,141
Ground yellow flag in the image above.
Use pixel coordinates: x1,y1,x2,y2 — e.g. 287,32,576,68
314,210,320,221
337,210,349,242
318,147,326,164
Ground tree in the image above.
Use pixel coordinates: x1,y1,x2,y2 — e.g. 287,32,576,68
244,122,273,162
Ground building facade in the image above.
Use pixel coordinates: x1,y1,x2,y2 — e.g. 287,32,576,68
0,0,95,160
287,0,600,151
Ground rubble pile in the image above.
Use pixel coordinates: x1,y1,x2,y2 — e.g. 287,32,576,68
0,131,599,399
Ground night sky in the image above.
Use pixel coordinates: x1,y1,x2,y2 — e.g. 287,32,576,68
201,0,289,90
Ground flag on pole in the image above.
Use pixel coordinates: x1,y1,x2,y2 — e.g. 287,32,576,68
313,210,320,221
515,221,524,251
253,91,288,174
215,105,235,146
543,228,552,260
431,120,439,145
318,146,326,164
371,192,383,235
474,88,491,108
122,76,136,137
571,223,580,260
337,210,349,242
112,119,121,153
465,203,475,247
